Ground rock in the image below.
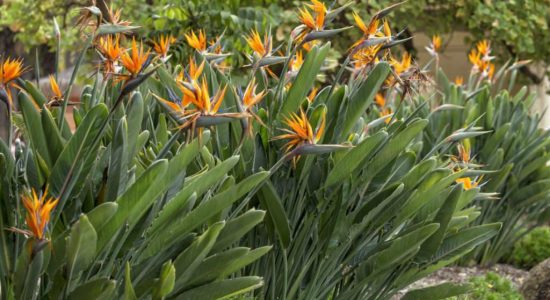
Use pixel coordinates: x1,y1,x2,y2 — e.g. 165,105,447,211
521,258,550,300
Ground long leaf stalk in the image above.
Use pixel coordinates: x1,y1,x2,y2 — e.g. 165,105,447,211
58,34,94,131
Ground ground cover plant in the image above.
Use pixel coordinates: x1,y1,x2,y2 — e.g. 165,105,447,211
0,1,546,299
509,226,550,269
460,272,523,300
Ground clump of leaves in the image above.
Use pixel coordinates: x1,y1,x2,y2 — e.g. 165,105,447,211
397,34,550,266
0,1,520,299
509,226,550,270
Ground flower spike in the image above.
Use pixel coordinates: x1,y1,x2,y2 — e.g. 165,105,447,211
185,29,207,53
152,34,176,60
120,38,150,77
0,57,27,106
13,187,59,240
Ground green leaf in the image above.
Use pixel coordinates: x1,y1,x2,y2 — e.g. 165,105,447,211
142,171,269,259
370,119,428,177
156,67,181,98
182,247,248,286
124,263,138,300
212,209,266,252
258,180,291,248
49,104,108,197
279,43,330,118
154,261,176,299
325,131,387,187
418,184,463,260
402,283,472,300
340,62,391,137
431,223,502,263
86,202,118,232
173,277,263,300
172,222,226,290
105,117,128,202
184,246,271,289
178,155,239,207
19,92,52,167
147,140,208,236
14,241,44,300
126,92,145,162
396,169,458,223
96,24,140,35
361,223,440,279
68,278,116,300
41,108,65,163
66,215,97,280
20,80,47,106
97,160,168,252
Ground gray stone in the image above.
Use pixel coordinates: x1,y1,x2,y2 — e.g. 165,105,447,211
521,258,550,300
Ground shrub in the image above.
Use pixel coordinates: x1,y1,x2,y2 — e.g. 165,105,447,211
396,38,550,266
0,1,510,299
464,272,523,300
509,226,550,269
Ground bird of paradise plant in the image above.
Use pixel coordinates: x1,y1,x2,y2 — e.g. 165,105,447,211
240,77,266,112
0,1,520,300
274,109,325,155
350,13,392,53
185,29,207,53
385,52,413,87
351,44,383,71
208,36,231,72
96,34,123,75
426,34,442,57
182,79,227,116
307,86,319,103
288,51,304,77
291,0,350,45
393,34,550,269
46,75,64,106
175,57,204,90
244,29,285,79
375,93,393,123
469,40,495,81
152,34,176,61
295,0,327,40
120,38,150,78
451,143,485,191
246,30,272,59
11,187,58,241
0,57,26,106
236,77,267,136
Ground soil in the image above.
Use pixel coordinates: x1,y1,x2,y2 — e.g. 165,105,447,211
393,264,529,299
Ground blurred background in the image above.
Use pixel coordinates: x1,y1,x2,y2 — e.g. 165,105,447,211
1,0,549,126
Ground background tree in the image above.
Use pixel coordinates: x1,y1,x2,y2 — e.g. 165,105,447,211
363,0,550,84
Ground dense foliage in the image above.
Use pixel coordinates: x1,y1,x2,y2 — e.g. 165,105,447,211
368,0,550,82
0,0,548,299
388,40,550,266
3,0,550,82
462,272,523,300
509,226,550,269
